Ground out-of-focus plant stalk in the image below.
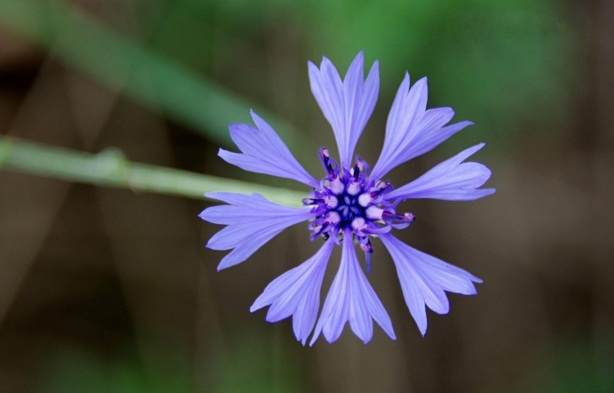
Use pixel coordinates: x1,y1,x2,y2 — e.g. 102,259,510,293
0,0,302,149
0,137,306,206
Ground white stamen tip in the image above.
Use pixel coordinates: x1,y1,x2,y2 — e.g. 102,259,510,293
366,206,384,220
358,193,372,207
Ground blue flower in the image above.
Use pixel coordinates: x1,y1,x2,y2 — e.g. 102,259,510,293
199,52,495,345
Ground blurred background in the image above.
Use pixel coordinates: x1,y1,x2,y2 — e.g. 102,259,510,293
1,0,613,392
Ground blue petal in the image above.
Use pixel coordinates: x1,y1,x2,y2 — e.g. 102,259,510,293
370,74,471,180
310,229,395,345
308,52,379,168
199,192,317,270
387,143,496,201
380,234,482,336
219,111,319,188
250,238,335,345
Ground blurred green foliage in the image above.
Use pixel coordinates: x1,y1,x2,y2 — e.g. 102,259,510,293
300,0,576,145
0,0,303,149
38,332,303,393
204,332,303,393
38,348,192,393
1,0,576,148
137,0,576,144
513,338,614,393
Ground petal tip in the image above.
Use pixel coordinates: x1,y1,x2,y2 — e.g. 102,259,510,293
353,50,364,62
418,321,428,337
249,300,264,313
484,188,496,196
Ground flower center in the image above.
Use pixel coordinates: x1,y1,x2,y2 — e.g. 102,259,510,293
303,147,415,271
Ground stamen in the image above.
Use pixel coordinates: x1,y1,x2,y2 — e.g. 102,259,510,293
366,205,384,220
351,217,367,233
358,193,372,207
325,211,341,225
324,195,338,208
372,181,393,196
309,150,415,269
347,178,361,195
329,176,345,194
318,147,340,179
382,210,416,229
354,156,370,176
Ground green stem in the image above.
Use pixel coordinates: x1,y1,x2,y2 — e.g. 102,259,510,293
0,137,306,206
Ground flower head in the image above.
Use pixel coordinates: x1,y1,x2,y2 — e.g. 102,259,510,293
200,52,495,345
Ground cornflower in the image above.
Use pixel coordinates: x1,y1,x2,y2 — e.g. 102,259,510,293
200,52,494,345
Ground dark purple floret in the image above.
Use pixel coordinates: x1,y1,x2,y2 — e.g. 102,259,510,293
303,147,415,271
